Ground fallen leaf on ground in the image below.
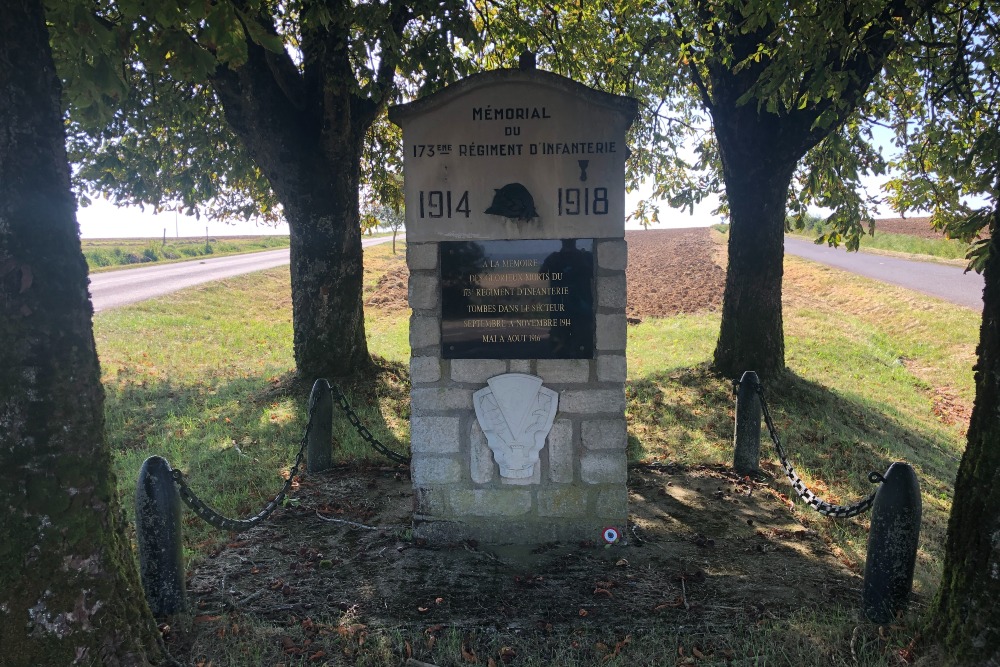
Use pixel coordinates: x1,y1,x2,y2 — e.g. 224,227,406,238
461,641,479,663
337,623,366,638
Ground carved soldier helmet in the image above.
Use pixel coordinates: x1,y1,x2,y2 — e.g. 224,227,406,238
484,182,538,221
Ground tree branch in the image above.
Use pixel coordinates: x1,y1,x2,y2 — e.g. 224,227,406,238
665,0,713,111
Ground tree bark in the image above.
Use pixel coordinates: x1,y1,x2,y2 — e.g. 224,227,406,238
210,33,372,380
0,0,158,663
711,105,797,380
283,142,370,380
930,229,1000,663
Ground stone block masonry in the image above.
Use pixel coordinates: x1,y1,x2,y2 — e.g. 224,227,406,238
391,67,637,545
406,237,629,544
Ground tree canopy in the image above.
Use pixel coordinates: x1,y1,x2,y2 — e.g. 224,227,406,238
885,2,999,266
53,0,478,222
51,0,480,378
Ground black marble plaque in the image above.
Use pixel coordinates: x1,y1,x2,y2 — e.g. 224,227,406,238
441,239,595,359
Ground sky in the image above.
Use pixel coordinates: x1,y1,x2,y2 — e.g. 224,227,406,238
75,186,725,239
76,199,290,239
75,131,900,239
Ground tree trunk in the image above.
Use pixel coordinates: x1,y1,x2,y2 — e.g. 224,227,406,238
930,229,1000,662
711,117,795,380
210,43,372,380
283,148,371,380
0,0,157,663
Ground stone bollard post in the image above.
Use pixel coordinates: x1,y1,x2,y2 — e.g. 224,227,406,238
733,370,762,476
862,462,921,623
306,378,333,473
135,455,185,616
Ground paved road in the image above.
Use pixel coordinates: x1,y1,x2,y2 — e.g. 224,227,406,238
784,236,984,311
89,235,401,313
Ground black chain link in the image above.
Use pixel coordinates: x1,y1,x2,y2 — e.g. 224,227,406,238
329,384,410,465
173,380,408,532
754,382,880,518
171,402,314,532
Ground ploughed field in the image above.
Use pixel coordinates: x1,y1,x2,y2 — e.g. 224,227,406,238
869,216,937,239
367,227,728,319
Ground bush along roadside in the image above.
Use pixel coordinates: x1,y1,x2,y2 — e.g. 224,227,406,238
83,235,290,271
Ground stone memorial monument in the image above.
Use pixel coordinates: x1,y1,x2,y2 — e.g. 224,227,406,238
389,60,637,543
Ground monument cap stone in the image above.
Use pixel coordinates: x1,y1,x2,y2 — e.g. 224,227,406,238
393,68,636,544
388,69,638,243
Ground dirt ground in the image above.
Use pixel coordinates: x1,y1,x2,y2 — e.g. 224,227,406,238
366,228,728,320
183,463,858,640
869,217,937,239
171,228,917,661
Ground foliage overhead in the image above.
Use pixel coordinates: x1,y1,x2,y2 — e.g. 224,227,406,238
460,0,931,243
50,0,479,223
54,0,941,241
884,1,1000,271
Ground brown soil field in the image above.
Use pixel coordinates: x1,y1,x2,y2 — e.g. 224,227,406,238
366,228,727,319
870,217,938,239
625,228,726,320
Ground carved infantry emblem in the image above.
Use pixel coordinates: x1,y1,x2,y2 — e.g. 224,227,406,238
484,182,538,221
473,373,558,479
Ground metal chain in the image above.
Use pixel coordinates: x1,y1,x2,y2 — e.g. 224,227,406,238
329,384,410,465
754,383,880,518
171,405,314,532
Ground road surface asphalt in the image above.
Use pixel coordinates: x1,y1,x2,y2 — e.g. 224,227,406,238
783,235,983,311
89,233,981,314
88,235,399,313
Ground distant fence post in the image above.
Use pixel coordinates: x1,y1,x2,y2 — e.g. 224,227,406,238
733,370,761,476
862,462,921,623
307,378,333,473
135,456,185,616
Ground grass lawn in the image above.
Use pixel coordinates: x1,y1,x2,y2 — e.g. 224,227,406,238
786,228,970,265
93,238,976,665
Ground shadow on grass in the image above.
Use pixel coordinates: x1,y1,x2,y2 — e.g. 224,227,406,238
113,359,940,664
106,356,410,550
627,363,957,500
626,363,960,594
